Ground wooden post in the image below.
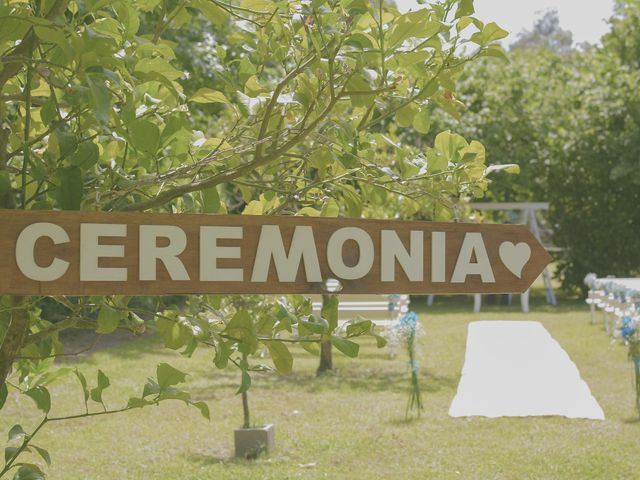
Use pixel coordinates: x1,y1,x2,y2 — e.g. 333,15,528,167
521,289,530,313
473,294,481,313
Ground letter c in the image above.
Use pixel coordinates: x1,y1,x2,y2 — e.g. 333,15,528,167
16,223,70,281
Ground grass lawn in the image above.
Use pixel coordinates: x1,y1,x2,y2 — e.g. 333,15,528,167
2,290,639,479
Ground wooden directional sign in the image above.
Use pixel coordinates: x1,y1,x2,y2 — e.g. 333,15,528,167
0,210,551,295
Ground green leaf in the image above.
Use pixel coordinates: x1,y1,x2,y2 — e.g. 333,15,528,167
396,103,418,128
0,18,30,45
40,98,58,127
129,119,160,155
308,146,334,170
434,130,467,162
127,397,153,409
69,142,99,169
396,50,432,68
296,207,321,217
5,446,18,463
321,296,339,332
156,363,187,390
240,0,274,11
236,369,251,394
298,316,329,335
214,339,231,369
300,341,320,356
135,58,183,81
345,74,374,108
90,370,110,405
192,0,229,26
455,0,475,18
471,21,509,45
484,164,520,175
91,17,124,42
56,130,78,159
168,4,192,27
97,305,120,334
345,319,373,337
142,378,160,398
34,25,72,59
413,109,432,134
12,464,45,480
320,198,340,217
190,88,229,104
86,74,111,124
266,341,293,374
75,369,89,405
224,311,257,353
0,383,7,410
135,0,162,12
32,368,72,388
31,445,51,466
157,317,191,350
0,170,11,200
426,150,448,173
242,200,263,215
388,11,441,49
244,75,265,97
25,386,51,413
112,2,140,39
481,44,509,62
201,186,221,213
181,337,198,358
456,16,474,33
158,387,191,402
8,424,26,442
338,184,362,217
374,334,388,348
483,22,509,42
55,166,83,210
191,401,210,420
330,336,359,358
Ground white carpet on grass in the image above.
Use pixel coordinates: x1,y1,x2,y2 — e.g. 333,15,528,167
448,321,604,420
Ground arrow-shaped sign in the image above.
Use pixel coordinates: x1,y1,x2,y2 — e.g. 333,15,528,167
0,210,551,295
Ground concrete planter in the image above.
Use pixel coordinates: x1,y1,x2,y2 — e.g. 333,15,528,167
234,424,274,458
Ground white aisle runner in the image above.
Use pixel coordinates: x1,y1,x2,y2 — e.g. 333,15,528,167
449,321,604,419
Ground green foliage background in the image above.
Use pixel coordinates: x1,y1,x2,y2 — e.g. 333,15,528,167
0,0,509,476
428,4,640,291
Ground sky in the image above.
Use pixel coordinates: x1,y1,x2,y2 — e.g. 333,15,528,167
395,0,617,46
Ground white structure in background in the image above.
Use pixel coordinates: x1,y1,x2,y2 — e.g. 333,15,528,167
311,294,410,328
449,321,604,419
311,292,410,357
427,202,557,313
586,276,640,335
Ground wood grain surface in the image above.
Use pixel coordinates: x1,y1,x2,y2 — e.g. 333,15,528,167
0,210,552,295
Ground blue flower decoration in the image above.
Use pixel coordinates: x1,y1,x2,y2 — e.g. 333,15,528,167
621,316,636,340
399,311,418,329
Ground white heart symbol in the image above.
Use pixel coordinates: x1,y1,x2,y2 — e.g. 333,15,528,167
499,242,531,279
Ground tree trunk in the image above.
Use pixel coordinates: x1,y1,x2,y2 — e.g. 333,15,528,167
317,340,333,376
241,389,251,429
240,351,251,428
316,294,335,376
0,297,29,389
